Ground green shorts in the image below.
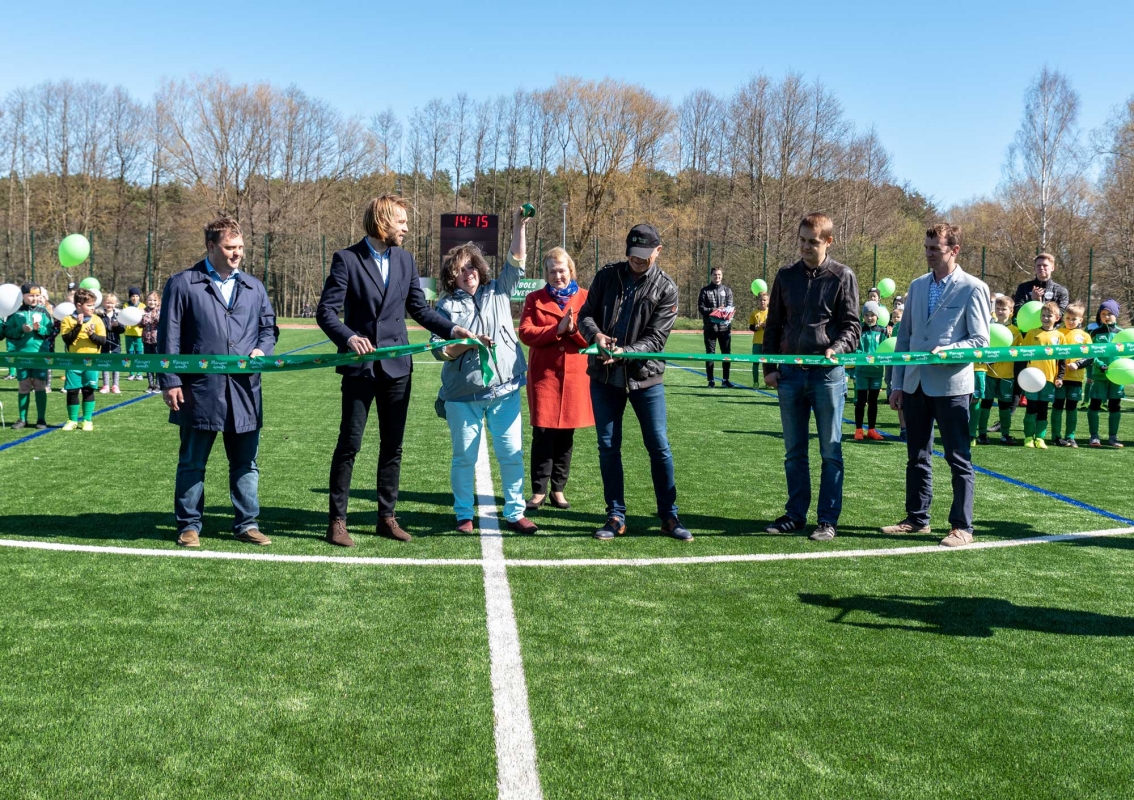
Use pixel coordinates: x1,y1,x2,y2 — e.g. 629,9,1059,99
986,376,1015,403
751,343,763,355
971,371,986,400
1089,379,1125,401
15,367,48,381
64,369,100,391
1025,381,1056,403
854,375,883,391
1054,382,1083,402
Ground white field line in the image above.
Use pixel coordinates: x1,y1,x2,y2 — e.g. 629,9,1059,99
1,526,1131,567
475,435,544,800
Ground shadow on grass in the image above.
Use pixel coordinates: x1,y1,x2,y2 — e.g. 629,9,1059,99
799,592,1134,637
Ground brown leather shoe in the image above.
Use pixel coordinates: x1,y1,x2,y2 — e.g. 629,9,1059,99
881,519,932,534
940,528,974,547
235,528,272,546
176,529,200,548
378,516,412,542
505,517,539,535
325,518,355,548
456,519,475,534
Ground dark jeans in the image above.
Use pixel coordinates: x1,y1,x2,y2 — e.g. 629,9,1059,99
903,387,974,532
175,425,260,534
776,364,846,525
530,426,575,495
328,373,412,520
590,380,678,522
704,328,731,381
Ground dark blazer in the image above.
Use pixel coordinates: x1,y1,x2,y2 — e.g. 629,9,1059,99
157,261,278,433
316,239,455,379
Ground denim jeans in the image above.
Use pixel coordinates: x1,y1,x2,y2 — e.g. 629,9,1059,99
590,380,678,523
175,426,261,535
776,364,846,525
445,389,526,523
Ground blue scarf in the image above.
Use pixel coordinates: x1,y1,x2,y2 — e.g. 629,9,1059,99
546,280,579,309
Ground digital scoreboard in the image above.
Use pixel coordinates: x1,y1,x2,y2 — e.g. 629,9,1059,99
439,213,499,257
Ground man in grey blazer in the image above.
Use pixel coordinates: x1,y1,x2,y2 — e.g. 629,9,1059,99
884,224,990,547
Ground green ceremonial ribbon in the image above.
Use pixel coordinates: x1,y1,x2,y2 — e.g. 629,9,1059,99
580,341,1134,367
5,339,496,383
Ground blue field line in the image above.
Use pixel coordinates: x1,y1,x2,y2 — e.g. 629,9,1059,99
674,363,1134,527
0,338,331,454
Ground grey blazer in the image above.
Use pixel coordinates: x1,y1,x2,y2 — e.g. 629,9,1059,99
891,266,991,397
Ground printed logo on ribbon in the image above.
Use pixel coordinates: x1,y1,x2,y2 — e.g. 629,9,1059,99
1044,347,1054,355
198,360,209,369
1008,349,1018,357
122,360,131,368
902,354,912,361
160,359,170,369
44,358,53,365
4,357,12,364
794,358,803,364
237,359,248,369
82,358,93,367
1117,344,1126,353
865,356,875,364
274,359,285,367
1080,346,1090,354
972,350,982,358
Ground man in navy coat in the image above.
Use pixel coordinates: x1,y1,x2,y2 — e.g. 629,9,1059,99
158,217,277,548
317,194,483,547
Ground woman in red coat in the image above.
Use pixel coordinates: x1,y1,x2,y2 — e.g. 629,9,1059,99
518,247,594,510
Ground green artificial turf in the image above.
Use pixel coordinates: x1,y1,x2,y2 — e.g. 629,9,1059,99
4,327,1134,799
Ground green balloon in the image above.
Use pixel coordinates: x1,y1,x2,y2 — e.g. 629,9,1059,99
79,277,101,292
876,336,897,354
521,203,536,218
1016,300,1043,333
751,278,768,295
989,322,1014,348
59,234,90,268
1114,328,1134,345
423,287,438,302
878,278,896,298
1107,357,1134,386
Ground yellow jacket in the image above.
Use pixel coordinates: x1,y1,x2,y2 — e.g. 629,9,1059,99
60,314,107,355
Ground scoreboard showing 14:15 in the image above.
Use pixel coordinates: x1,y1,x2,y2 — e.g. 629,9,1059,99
439,213,499,257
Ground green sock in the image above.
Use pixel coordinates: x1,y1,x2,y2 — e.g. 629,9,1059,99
1089,409,1100,439
17,392,29,421
1036,419,1049,440
67,403,80,422
969,402,980,438
999,408,1013,437
1023,414,1036,438
1052,408,1063,439
1066,406,1079,439
82,400,95,422
34,390,46,423
1109,411,1122,439
979,406,991,436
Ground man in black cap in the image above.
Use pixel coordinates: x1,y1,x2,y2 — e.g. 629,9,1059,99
578,223,691,542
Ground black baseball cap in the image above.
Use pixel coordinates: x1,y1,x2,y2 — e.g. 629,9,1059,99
626,224,661,259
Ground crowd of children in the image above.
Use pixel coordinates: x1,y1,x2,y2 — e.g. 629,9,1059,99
846,287,1127,450
0,281,157,430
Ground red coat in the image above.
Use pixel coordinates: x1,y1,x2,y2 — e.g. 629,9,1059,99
518,287,595,429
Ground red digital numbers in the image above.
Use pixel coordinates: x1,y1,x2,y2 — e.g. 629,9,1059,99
452,215,490,228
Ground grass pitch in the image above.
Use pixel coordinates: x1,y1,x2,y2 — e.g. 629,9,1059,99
2,328,1134,799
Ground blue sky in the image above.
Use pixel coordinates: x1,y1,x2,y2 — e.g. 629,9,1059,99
2,0,1131,208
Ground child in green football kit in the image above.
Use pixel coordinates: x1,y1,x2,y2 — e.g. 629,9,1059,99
3,284,52,429
1087,299,1124,448
853,304,886,441
1053,302,1091,447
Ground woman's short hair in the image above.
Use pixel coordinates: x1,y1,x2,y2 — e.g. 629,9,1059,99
363,195,410,242
441,243,490,293
543,247,576,280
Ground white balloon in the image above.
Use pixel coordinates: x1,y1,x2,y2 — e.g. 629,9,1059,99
91,289,103,309
0,283,20,318
1018,367,1047,394
117,306,144,327
52,302,76,321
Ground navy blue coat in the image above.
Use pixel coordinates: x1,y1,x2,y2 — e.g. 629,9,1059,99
316,239,455,379
157,261,277,433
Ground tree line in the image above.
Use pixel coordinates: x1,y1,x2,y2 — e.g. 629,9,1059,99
1,70,1131,320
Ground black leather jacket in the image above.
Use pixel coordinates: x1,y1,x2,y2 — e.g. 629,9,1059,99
698,283,734,331
578,261,679,390
763,257,860,377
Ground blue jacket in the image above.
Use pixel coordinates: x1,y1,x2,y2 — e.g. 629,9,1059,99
157,261,278,433
317,239,455,379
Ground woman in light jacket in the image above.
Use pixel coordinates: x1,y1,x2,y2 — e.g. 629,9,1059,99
433,208,537,535
518,247,593,510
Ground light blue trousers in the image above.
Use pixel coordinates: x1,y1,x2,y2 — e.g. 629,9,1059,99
444,389,526,523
